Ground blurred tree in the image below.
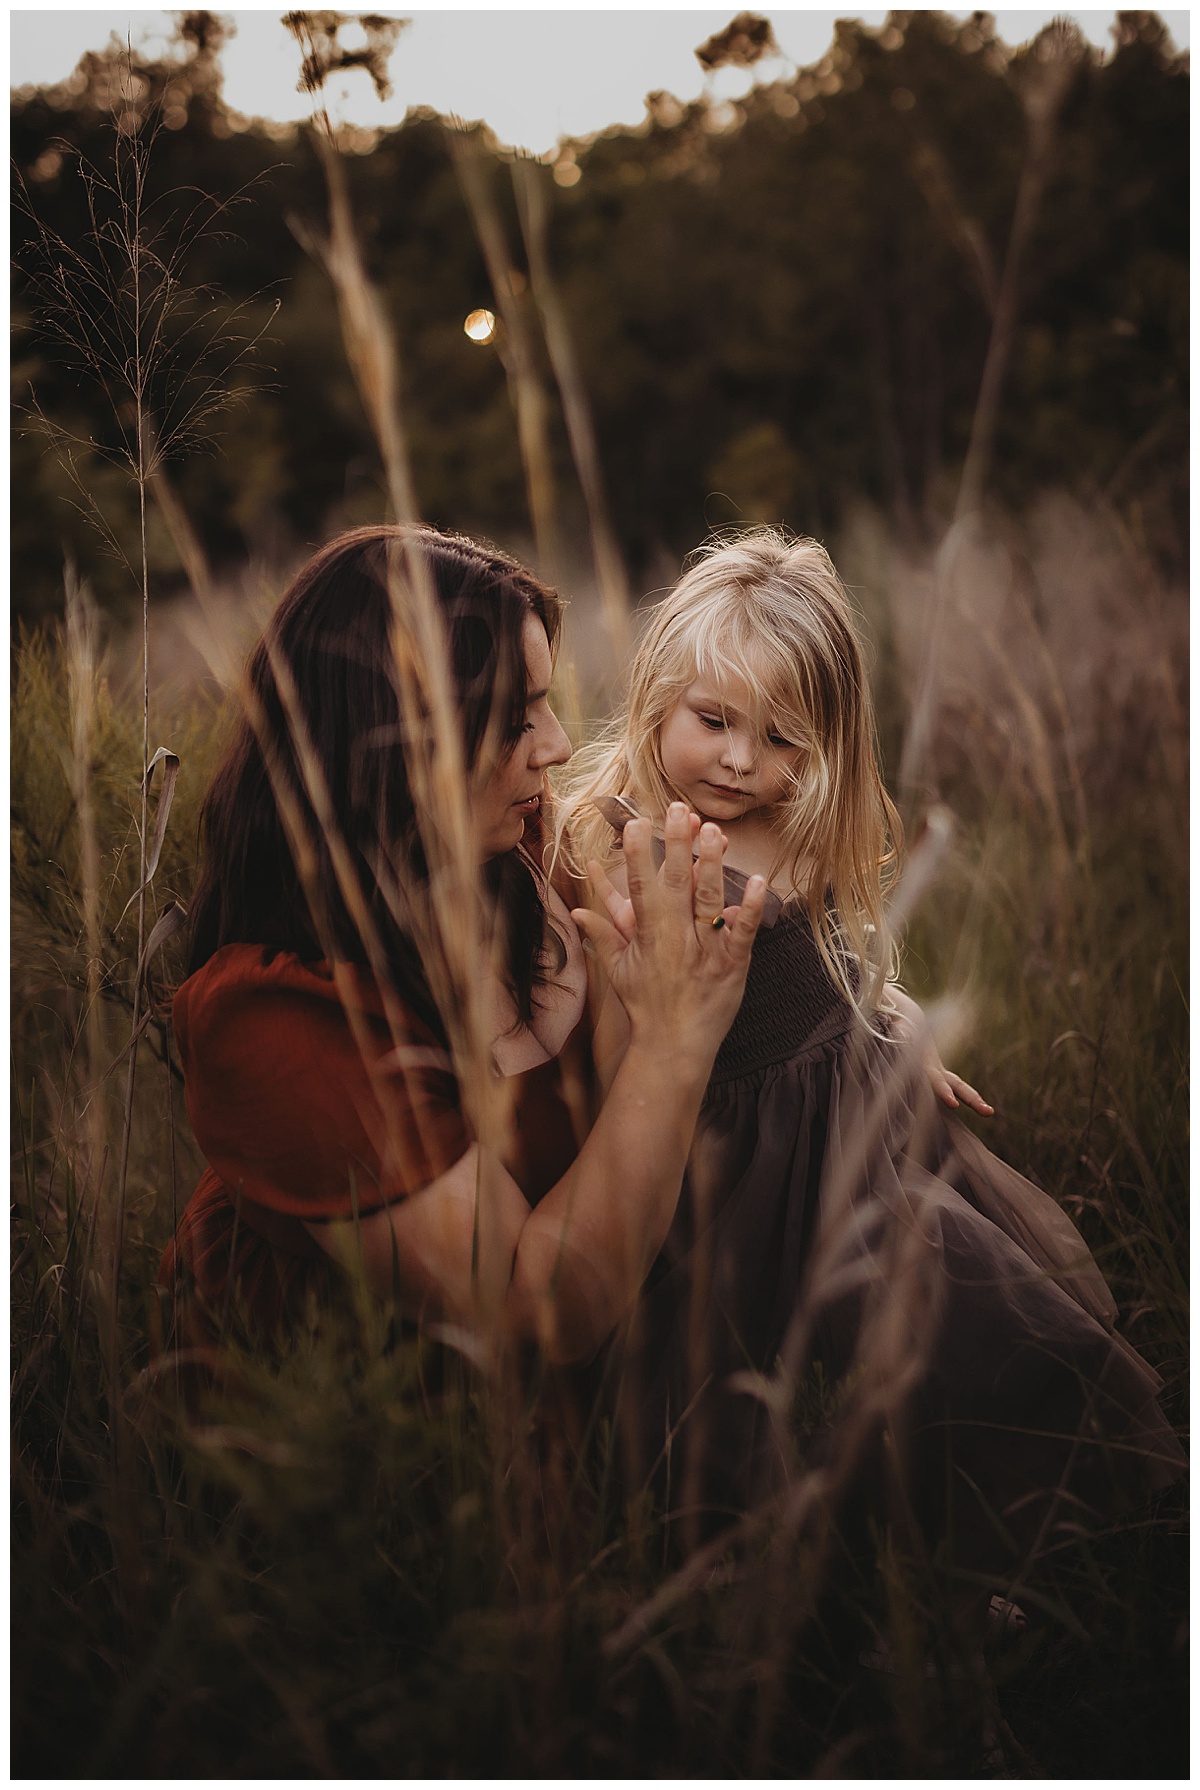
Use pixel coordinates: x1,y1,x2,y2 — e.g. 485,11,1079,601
11,9,1188,625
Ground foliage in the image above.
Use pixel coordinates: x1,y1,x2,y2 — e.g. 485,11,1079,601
11,10,1189,623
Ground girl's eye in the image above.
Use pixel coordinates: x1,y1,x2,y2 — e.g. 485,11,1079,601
698,713,726,730
767,734,794,749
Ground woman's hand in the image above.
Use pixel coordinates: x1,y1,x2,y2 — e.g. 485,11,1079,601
571,803,763,1067
883,985,994,1116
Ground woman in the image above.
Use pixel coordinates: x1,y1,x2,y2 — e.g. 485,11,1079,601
160,524,765,1369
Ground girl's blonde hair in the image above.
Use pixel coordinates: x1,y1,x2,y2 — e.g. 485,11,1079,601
555,528,902,1013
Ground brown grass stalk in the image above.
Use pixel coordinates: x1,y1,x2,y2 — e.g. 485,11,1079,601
957,22,1086,519
274,60,525,1337
898,22,1086,798
64,567,107,1231
446,126,563,587
512,156,633,666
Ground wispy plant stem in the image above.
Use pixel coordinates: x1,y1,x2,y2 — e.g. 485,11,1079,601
112,100,153,1409
447,127,562,587
512,157,632,667
899,23,1084,799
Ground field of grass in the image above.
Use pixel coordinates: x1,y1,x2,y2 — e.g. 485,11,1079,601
11,489,1188,1777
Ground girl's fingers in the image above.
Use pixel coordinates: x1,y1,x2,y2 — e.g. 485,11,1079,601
948,1073,994,1116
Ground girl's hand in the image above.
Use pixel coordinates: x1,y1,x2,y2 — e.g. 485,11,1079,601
571,803,763,1066
883,985,994,1117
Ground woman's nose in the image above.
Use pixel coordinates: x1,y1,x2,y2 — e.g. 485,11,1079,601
531,709,572,769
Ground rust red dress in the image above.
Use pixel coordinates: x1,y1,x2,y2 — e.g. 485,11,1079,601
159,944,593,1360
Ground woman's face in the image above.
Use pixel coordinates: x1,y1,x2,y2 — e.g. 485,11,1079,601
472,614,571,857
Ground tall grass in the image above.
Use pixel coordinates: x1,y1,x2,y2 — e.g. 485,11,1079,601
12,484,1187,1775
11,43,1187,1774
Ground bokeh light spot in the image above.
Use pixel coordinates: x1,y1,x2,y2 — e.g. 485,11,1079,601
464,308,497,343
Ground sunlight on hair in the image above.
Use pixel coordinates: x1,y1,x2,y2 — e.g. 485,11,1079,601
463,307,497,343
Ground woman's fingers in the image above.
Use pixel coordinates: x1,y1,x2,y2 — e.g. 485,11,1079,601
692,821,726,924
619,816,661,943
725,875,766,955
570,904,624,980
658,802,696,923
609,804,761,975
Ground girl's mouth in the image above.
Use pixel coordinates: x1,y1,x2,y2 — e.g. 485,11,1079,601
513,794,542,813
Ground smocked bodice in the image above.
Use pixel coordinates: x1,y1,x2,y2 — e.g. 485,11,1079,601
709,902,854,1083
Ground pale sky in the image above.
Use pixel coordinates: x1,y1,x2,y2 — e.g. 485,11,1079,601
8,8,1191,155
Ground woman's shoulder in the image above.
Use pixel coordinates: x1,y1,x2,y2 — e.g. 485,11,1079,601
172,945,437,1072
174,944,344,1037
172,943,468,1222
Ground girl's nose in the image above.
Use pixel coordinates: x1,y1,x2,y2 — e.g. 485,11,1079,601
719,728,755,773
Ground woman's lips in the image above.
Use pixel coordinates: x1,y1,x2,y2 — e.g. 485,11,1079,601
513,794,541,812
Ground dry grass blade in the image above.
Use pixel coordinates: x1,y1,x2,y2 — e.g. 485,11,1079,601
899,24,1087,799
512,156,632,667
116,747,180,923
957,21,1087,519
284,55,516,1290
144,413,216,607
446,125,563,586
883,803,954,940
257,627,501,1200
64,565,108,1237
289,128,421,529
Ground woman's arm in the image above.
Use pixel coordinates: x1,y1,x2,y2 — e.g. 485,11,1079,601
309,807,764,1363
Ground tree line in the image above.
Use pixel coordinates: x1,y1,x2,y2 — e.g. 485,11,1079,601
11,9,1187,625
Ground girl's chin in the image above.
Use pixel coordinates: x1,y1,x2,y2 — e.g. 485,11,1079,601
691,789,750,816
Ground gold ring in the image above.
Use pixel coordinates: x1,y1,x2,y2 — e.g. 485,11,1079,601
709,914,726,930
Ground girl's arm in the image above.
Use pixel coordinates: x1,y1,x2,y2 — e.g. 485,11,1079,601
309,809,764,1363
880,983,994,1115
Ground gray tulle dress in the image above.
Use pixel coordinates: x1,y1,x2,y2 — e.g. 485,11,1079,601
605,863,1184,1569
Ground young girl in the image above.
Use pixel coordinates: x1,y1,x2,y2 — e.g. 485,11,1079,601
557,528,1183,1584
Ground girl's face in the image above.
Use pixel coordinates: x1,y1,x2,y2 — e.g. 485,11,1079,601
471,613,572,857
658,671,802,822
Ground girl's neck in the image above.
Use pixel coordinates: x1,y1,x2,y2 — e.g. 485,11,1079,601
648,799,809,903
719,809,799,896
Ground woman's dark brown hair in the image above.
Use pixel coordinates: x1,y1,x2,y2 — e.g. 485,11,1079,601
187,525,563,1037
